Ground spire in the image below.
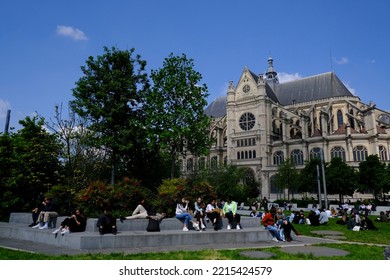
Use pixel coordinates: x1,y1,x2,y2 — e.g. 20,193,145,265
265,56,279,84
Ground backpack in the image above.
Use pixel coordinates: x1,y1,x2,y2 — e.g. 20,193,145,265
146,218,160,232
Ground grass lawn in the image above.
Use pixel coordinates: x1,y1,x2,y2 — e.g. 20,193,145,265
0,214,388,260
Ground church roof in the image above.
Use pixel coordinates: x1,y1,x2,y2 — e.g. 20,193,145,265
272,72,355,106
204,71,356,117
204,95,227,118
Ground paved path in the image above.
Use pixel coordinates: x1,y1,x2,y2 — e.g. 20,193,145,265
0,235,345,257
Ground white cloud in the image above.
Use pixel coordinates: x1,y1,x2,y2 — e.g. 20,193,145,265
56,25,88,41
0,99,11,120
278,72,302,83
335,57,349,65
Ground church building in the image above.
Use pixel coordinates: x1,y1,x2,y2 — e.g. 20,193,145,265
182,57,390,199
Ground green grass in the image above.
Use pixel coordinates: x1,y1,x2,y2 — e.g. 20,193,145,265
0,215,388,260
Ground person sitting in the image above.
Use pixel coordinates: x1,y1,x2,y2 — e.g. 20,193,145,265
97,207,117,235
318,209,329,225
360,215,378,231
52,209,86,235
330,207,338,217
194,197,207,231
222,196,241,230
175,197,199,231
32,197,58,229
377,211,389,222
28,194,44,227
336,210,348,225
274,208,300,242
206,199,222,231
262,209,281,242
347,213,356,230
307,210,320,226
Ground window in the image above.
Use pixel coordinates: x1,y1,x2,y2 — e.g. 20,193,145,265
273,151,284,165
186,158,193,172
331,146,346,161
353,145,368,162
291,149,304,165
337,110,343,128
210,156,218,170
310,147,323,159
239,112,256,131
379,145,388,161
198,157,206,170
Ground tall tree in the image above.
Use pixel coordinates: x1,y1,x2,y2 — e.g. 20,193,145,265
275,159,299,200
70,47,150,184
145,53,211,178
326,157,357,202
297,158,322,194
0,116,62,213
358,154,386,201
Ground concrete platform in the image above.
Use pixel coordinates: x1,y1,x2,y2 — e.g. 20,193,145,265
0,213,271,250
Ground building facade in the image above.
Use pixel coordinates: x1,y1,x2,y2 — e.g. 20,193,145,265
182,57,390,199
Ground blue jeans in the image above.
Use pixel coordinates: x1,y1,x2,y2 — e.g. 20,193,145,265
176,213,192,225
266,225,281,240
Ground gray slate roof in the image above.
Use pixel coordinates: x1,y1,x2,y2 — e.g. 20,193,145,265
204,72,355,117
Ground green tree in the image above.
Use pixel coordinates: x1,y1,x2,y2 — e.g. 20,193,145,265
70,46,150,184
358,155,386,201
275,159,299,200
145,53,211,178
327,157,357,202
0,116,62,213
297,158,322,194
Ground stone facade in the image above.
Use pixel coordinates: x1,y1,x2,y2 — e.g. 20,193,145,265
182,57,390,200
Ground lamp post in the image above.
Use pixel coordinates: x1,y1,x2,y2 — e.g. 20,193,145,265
321,151,328,209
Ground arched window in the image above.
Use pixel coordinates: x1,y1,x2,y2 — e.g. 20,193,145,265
243,168,256,186
253,150,256,158
237,152,240,160
291,149,304,165
273,151,284,165
310,147,323,159
198,157,206,170
337,110,343,128
379,145,388,161
210,156,218,170
353,145,368,162
186,158,193,172
331,146,346,161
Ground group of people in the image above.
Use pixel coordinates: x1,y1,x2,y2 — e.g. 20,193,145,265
261,208,301,242
29,196,87,236
175,196,242,232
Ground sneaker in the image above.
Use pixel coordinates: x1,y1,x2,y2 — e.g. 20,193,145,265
39,224,48,230
236,224,241,230
183,227,189,232
61,229,69,235
32,223,41,229
272,237,279,242
28,222,36,227
193,223,200,231
227,224,231,230
52,228,61,234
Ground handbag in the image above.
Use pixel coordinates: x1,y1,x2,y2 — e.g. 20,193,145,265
352,225,360,231
146,218,160,232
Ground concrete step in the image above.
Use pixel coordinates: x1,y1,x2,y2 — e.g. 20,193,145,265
1,213,271,250
9,213,263,232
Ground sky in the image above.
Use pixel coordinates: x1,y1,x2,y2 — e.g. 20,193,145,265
1,0,390,132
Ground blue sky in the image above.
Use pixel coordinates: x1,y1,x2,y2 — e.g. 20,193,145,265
1,0,389,131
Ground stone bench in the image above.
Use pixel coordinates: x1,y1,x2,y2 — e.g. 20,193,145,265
0,212,272,251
